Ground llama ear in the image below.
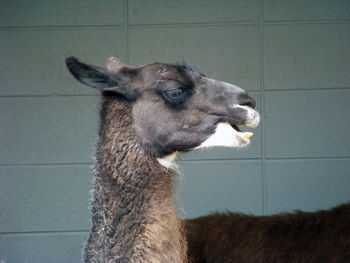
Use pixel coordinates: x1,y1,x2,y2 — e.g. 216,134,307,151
65,56,137,99
65,56,117,89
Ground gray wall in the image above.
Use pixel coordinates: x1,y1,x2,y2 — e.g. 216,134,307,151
1,0,350,262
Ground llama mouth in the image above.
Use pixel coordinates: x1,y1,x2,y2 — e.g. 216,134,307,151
231,124,241,132
228,106,260,139
230,124,254,139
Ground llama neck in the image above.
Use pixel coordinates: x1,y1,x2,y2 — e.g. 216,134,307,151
84,99,187,263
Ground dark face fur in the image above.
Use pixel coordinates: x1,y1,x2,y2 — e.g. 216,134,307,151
65,56,260,160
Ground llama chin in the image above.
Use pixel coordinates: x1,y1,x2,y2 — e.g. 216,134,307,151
196,123,253,149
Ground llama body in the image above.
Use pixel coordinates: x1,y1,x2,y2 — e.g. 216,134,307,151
65,55,348,262
186,202,350,263
65,56,259,262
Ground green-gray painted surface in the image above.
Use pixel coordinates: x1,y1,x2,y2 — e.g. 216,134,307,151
128,0,259,24
179,160,263,217
0,0,124,26
0,233,87,263
266,159,350,213
265,90,350,158
264,24,350,90
1,0,349,262
0,29,125,96
264,0,350,21
0,97,99,165
0,165,91,232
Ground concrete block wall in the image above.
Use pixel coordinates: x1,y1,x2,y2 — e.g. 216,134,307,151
1,0,349,262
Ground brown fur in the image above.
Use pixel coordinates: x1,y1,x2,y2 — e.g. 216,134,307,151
185,202,350,263
83,100,187,262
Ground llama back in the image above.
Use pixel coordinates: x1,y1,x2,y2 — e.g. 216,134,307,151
185,202,350,263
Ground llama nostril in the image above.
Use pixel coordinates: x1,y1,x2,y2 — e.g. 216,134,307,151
238,93,256,109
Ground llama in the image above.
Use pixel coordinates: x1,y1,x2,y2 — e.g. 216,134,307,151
65,56,259,263
185,202,350,263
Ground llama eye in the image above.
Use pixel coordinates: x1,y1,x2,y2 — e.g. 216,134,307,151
163,89,184,101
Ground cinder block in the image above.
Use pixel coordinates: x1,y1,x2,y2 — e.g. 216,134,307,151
264,24,350,90
0,96,99,165
129,0,259,24
264,0,350,21
0,29,124,96
266,159,350,214
0,0,124,26
179,160,263,218
264,90,350,158
0,232,87,263
0,165,91,232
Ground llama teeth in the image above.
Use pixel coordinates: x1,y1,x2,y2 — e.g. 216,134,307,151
244,132,253,139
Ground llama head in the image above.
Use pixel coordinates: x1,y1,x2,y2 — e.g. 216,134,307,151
65,56,260,160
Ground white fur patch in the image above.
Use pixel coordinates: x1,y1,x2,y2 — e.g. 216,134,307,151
157,152,179,170
196,123,251,149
